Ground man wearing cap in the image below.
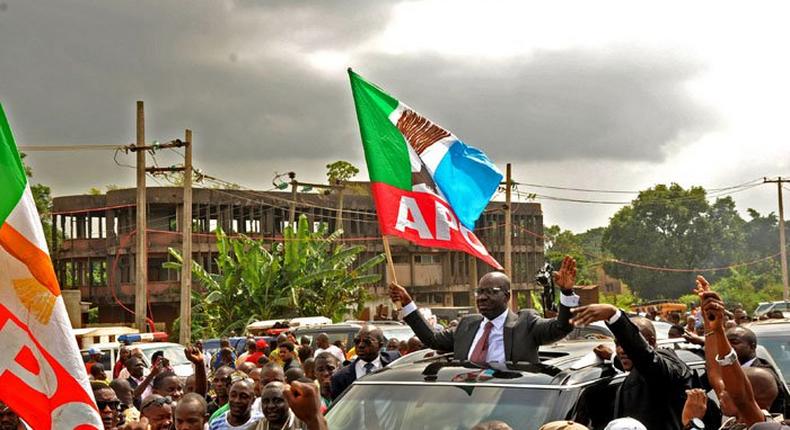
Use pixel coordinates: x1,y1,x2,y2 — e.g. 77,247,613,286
85,347,103,374
389,256,580,365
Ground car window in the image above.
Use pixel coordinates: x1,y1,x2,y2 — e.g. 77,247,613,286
327,384,557,430
380,327,415,342
142,345,191,367
758,337,790,383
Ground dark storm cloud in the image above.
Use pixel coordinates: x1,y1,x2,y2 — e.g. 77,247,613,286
0,0,718,193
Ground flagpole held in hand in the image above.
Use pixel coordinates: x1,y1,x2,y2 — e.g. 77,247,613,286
382,235,401,310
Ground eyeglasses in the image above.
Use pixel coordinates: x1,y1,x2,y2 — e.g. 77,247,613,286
140,396,172,411
354,338,376,347
96,400,121,411
474,287,505,296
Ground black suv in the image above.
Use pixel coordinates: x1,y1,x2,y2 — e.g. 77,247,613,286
326,340,709,430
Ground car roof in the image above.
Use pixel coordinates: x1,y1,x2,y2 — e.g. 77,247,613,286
745,319,790,333
294,323,361,332
363,339,709,390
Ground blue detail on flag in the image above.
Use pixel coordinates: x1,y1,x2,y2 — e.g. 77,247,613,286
433,139,503,230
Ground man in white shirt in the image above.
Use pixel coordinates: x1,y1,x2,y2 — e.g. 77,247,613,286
389,256,580,364
312,333,345,364
329,324,399,399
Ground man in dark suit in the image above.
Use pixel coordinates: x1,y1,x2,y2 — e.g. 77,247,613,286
727,325,788,416
571,303,692,430
330,324,399,399
389,256,580,365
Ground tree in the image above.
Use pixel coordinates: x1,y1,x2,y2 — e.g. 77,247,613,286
165,214,384,340
325,160,359,185
20,153,53,248
602,184,747,299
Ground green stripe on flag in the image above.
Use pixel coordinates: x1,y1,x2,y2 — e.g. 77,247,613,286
0,104,28,227
348,70,412,191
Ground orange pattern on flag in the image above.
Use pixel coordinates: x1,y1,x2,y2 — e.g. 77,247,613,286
0,222,60,296
12,278,57,324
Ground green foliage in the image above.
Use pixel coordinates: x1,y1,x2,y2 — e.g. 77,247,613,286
326,161,359,184
710,267,784,312
20,153,54,249
165,214,384,340
602,184,751,299
544,225,600,285
88,187,103,195
599,285,638,309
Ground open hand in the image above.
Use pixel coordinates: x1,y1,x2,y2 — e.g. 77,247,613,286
184,345,204,365
389,283,412,306
553,256,577,291
682,388,708,426
570,304,618,327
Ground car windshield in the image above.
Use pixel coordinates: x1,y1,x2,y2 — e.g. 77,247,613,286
757,336,790,383
142,345,191,367
327,384,557,430
380,327,415,342
755,303,772,314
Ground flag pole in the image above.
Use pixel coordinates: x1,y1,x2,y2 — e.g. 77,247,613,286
382,235,401,310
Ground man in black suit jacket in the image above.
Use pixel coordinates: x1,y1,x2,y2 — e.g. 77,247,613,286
571,303,693,430
330,324,399,399
727,325,788,416
389,256,580,365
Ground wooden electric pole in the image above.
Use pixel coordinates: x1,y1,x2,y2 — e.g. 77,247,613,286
765,177,789,301
289,173,298,226
134,101,147,331
504,163,514,309
179,129,193,344
126,101,191,333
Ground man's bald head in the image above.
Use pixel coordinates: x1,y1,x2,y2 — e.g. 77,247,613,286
744,367,778,409
479,272,511,291
629,317,657,347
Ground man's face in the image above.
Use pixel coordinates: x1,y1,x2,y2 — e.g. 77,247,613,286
615,342,633,371
129,358,145,378
727,331,755,363
355,329,382,362
156,375,184,401
144,402,173,430
317,335,328,349
475,276,510,320
184,376,196,394
228,383,254,420
260,388,288,425
94,388,120,430
119,347,130,361
733,310,750,325
278,346,292,362
0,403,21,430
175,402,205,430
212,373,231,398
195,341,203,352
315,357,338,387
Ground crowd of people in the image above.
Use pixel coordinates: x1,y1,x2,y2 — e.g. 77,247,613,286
2,256,789,429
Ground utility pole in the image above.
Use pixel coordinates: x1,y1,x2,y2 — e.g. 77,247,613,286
335,182,345,233
504,163,513,309
126,101,190,333
179,129,193,344
134,101,147,332
765,177,789,301
289,172,297,226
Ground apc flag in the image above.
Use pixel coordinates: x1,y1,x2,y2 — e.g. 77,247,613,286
349,70,503,269
0,105,103,429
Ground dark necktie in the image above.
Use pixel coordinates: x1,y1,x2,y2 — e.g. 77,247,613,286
470,321,494,363
363,361,374,375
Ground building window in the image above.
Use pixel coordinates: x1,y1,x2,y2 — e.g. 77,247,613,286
414,254,441,265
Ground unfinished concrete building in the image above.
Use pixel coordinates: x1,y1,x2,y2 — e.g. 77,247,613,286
52,185,545,330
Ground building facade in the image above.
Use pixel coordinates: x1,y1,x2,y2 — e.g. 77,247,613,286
51,185,544,331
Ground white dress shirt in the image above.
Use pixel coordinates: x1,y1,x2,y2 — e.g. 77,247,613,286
403,294,580,363
354,356,382,379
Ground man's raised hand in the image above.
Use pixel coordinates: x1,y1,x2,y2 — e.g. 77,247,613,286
682,389,708,426
184,345,204,365
553,256,577,292
570,304,618,327
284,380,327,430
389,282,412,306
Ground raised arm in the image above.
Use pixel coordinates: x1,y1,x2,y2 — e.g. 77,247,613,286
185,345,207,396
390,283,455,352
530,256,578,344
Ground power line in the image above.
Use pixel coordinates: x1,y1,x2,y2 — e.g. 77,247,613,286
20,144,129,152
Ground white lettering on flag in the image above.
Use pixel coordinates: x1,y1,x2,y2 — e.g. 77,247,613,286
395,196,433,239
435,201,459,241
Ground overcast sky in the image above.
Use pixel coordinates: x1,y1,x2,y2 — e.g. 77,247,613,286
3,0,789,232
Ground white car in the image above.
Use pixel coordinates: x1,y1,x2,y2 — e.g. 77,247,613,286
81,341,194,378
